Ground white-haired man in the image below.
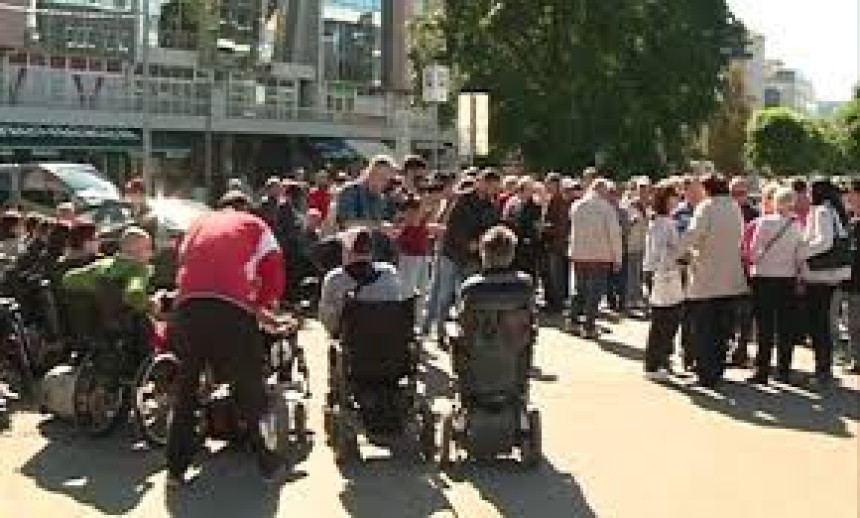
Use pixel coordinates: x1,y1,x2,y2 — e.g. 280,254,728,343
568,178,623,339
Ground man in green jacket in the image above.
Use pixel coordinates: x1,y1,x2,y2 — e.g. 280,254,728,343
63,226,154,314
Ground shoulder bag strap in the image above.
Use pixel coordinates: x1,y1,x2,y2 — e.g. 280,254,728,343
753,219,793,264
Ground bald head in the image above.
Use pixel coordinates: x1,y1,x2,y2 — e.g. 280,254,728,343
121,226,153,264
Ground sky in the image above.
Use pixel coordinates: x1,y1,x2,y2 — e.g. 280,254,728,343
726,0,859,102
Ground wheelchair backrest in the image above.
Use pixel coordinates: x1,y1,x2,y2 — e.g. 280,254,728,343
457,279,535,402
92,277,137,336
340,295,416,382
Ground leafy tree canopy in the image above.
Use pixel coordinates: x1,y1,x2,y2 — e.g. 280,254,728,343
410,0,747,176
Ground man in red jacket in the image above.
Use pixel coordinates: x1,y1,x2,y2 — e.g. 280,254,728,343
167,191,286,486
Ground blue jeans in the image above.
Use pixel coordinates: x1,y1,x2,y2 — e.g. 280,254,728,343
422,255,466,335
571,265,610,332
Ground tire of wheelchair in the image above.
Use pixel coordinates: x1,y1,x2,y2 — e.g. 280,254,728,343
73,350,131,438
133,353,180,448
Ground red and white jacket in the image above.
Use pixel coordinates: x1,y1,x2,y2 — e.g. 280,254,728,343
176,209,286,313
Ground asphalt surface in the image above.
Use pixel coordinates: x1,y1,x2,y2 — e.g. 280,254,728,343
0,316,857,518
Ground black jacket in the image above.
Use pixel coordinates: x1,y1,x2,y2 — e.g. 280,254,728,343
442,189,500,269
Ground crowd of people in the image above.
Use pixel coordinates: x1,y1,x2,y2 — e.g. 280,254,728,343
0,153,857,483
242,156,858,392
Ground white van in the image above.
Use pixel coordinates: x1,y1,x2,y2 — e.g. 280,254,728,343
0,163,121,214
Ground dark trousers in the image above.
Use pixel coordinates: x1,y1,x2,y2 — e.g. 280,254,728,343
167,299,267,478
732,296,754,362
544,251,569,311
689,297,738,386
571,265,610,332
805,283,837,378
607,254,628,311
645,305,683,372
751,277,796,377
680,303,696,368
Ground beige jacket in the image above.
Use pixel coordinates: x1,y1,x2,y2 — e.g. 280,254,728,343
679,195,749,300
568,191,623,265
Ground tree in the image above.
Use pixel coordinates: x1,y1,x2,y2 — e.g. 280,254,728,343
745,107,834,175
410,0,747,175
839,87,860,170
707,63,752,175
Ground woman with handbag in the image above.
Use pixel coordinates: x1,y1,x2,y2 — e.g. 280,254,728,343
642,185,685,381
745,187,805,385
800,179,853,389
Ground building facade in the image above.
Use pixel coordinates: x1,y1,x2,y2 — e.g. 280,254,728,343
0,0,442,195
765,66,816,114
739,32,766,110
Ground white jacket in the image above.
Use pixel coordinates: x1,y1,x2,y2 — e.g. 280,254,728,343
568,191,623,265
801,205,852,285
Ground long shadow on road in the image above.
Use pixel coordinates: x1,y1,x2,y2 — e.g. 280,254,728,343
339,458,455,518
663,379,858,438
447,460,598,518
18,419,162,515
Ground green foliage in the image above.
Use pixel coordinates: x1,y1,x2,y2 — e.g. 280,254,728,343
839,89,860,170
746,107,848,175
410,0,746,175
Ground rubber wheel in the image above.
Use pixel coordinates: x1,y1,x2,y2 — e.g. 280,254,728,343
323,406,334,444
418,408,436,462
74,352,129,438
439,415,454,467
333,417,358,466
520,410,542,469
294,401,309,443
133,353,179,448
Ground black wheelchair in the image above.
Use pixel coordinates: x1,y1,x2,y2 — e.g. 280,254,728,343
324,294,434,465
134,312,312,455
0,297,36,401
68,279,156,437
441,281,542,468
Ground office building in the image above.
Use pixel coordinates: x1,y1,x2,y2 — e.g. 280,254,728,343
0,0,443,193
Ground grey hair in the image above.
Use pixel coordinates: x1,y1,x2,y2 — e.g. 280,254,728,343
774,186,796,212
479,225,518,270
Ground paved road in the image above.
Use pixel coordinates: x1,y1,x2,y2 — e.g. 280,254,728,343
1,317,857,518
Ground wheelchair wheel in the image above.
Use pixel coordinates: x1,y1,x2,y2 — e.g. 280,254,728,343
323,405,334,444
519,409,542,469
294,401,309,443
332,416,358,466
417,405,435,462
438,414,455,467
0,331,34,400
133,353,180,448
73,351,129,437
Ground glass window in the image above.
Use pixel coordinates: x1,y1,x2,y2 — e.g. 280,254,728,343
0,173,12,206
20,168,67,208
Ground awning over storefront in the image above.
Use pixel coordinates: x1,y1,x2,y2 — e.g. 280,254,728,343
343,139,395,161
0,124,142,149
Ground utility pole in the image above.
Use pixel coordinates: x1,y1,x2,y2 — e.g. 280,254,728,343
140,0,152,191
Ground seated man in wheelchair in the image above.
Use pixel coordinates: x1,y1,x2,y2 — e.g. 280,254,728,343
318,227,403,338
61,226,155,364
442,225,540,464
320,228,421,439
450,224,536,402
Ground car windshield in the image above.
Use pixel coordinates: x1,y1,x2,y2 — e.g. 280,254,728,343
47,164,120,201
148,197,210,231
